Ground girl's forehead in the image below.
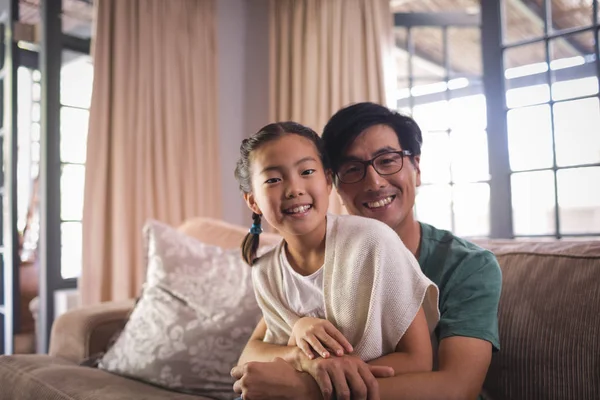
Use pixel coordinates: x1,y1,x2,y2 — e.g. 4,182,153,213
250,134,320,168
256,134,318,155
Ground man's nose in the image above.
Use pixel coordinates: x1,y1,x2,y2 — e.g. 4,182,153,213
363,165,387,190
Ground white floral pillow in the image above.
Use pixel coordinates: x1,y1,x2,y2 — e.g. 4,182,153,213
99,219,262,400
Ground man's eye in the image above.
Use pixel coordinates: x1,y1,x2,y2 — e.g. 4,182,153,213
342,166,360,174
302,169,316,175
265,178,280,184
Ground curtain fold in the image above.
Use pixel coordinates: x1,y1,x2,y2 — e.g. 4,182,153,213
269,0,394,213
81,0,220,305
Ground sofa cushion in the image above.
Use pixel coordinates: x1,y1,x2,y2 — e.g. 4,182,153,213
477,239,600,400
0,355,211,400
98,220,271,400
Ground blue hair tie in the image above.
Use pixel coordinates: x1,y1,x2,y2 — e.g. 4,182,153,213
250,223,262,235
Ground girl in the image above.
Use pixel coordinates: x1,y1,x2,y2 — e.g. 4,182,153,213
234,122,439,393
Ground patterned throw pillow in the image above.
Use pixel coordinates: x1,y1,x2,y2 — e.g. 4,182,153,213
99,220,262,400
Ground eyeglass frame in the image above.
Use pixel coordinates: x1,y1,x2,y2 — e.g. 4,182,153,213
335,150,414,184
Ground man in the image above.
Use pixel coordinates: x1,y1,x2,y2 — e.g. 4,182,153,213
232,102,501,400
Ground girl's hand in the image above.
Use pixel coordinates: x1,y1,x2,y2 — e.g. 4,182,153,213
289,317,353,359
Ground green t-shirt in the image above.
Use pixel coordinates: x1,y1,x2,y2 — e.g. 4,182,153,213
418,222,501,352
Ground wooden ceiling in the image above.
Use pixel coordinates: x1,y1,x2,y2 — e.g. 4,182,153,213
392,0,596,78
19,0,94,39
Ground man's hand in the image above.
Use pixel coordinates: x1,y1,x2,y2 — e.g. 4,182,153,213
300,354,394,400
289,317,354,359
232,358,319,400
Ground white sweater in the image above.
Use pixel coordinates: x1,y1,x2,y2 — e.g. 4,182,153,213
252,214,440,361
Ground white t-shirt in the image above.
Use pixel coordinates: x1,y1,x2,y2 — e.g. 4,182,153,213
279,247,325,319
252,213,440,361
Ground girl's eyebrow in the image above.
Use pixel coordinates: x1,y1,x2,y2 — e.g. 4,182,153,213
260,156,317,174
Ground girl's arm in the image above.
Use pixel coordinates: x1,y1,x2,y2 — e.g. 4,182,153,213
368,306,433,374
237,318,303,367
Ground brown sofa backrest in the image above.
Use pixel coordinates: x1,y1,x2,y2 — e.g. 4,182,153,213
178,218,600,399
475,239,600,400
178,217,281,249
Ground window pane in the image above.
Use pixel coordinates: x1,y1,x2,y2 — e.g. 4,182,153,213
507,105,554,171
397,79,411,109
511,171,556,236
552,76,599,101
504,42,550,108
31,102,40,123
62,222,82,279
61,51,93,108
448,27,482,76
503,1,544,44
450,130,489,183
420,132,451,184
410,28,443,78
413,100,449,132
550,31,598,101
31,122,40,142
395,27,409,78
557,167,600,235
61,164,85,221
504,41,546,78
506,84,551,109
61,107,89,164
550,0,594,32
449,94,487,131
416,184,452,231
554,97,600,167
453,183,490,237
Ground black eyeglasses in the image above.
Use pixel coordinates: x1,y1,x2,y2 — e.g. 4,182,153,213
336,150,413,184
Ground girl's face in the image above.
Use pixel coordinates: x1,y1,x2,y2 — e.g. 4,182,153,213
244,134,332,240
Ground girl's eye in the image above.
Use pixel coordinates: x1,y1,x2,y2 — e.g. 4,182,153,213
302,169,316,175
265,178,280,184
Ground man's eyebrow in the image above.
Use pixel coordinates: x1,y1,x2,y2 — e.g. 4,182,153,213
341,146,400,162
260,156,317,174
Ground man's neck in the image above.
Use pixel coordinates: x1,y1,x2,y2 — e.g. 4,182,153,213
395,216,422,259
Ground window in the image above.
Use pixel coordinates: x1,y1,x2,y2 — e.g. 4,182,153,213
394,16,490,238
393,1,600,239
502,1,600,238
16,51,93,279
59,50,93,278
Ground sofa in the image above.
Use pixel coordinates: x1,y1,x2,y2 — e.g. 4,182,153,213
0,217,599,400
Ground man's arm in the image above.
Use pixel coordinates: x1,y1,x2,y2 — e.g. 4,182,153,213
368,307,432,375
234,335,491,400
375,336,492,400
237,318,301,366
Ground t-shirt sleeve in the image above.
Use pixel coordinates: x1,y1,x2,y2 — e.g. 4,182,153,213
436,251,502,351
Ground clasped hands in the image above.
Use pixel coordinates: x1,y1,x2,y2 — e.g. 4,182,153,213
231,317,394,400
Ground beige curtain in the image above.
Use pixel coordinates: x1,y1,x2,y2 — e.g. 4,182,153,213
81,0,220,305
269,0,394,213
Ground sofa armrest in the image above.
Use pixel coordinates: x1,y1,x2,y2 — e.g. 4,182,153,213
49,299,136,363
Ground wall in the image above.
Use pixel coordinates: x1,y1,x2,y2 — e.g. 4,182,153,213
217,0,270,227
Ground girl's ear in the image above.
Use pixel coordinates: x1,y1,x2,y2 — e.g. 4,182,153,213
243,192,262,215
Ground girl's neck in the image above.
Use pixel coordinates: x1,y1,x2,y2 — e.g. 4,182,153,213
283,220,327,276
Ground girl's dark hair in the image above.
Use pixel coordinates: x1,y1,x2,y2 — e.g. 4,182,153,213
234,121,329,265
322,102,423,176
241,212,262,265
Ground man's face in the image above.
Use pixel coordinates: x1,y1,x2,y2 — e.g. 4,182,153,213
336,124,421,234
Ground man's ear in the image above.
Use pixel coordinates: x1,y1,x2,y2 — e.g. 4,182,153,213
325,169,334,192
413,156,421,187
243,192,262,215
